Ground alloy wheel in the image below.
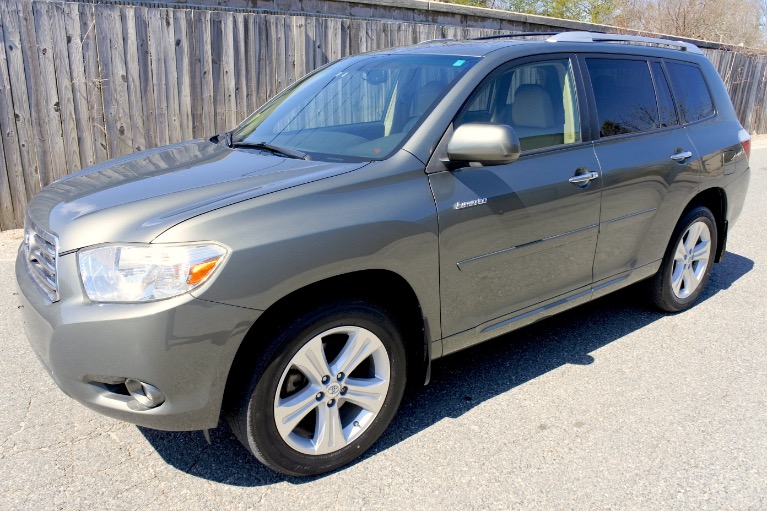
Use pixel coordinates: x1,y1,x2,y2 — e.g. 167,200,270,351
273,326,391,455
670,220,712,299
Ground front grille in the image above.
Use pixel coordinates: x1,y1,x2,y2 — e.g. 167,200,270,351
23,216,59,302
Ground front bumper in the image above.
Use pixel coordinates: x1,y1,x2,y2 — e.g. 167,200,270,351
15,248,261,431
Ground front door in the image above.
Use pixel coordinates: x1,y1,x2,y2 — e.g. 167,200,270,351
430,57,602,339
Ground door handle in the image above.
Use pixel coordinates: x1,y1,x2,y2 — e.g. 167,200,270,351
670,151,693,162
568,171,599,185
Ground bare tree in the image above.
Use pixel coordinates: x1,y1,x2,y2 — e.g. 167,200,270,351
613,0,765,46
504,0,616,23
442,0,766,46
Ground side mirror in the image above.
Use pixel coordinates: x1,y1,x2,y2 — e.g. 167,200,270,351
446,123,521,166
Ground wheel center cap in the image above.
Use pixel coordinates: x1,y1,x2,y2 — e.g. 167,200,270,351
326,383,341,397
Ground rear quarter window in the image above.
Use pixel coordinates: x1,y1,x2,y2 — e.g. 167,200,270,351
665,62,715,123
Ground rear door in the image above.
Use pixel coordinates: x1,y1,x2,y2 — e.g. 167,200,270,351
581,56,701,283
429,56,602,339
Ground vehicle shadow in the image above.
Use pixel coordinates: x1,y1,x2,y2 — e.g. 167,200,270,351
138,251,754,486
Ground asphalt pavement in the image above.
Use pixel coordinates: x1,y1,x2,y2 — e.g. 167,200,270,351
1,140,766,510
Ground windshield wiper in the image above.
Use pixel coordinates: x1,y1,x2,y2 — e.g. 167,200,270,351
228,134,307,160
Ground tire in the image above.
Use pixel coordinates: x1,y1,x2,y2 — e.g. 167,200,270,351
650,206,718,312
227,301,407,476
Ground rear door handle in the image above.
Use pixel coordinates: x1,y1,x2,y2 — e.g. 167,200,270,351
670,151,693,162
568,171,599,185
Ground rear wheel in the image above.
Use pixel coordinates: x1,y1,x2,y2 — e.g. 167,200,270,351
650,206,717,312
228,301,406,476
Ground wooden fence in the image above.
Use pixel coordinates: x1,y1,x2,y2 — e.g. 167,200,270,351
705,49,767,138
0,0,765,230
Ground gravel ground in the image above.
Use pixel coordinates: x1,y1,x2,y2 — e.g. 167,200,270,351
0,140,765,510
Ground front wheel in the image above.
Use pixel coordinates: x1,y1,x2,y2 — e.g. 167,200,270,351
650,206,718,312
228,302,407,476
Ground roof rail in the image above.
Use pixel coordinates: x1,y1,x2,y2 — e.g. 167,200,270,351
547,31,703,55
471,32,559,41
418,38,455,44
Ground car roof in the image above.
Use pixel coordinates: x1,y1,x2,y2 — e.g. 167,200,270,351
373,32,706,60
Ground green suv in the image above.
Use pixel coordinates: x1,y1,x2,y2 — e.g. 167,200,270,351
16,32,751,475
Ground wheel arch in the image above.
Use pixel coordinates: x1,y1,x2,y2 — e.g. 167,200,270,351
222,269,429,414
687,187,727,262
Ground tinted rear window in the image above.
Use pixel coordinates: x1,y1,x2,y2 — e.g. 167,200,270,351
586,59,658,137
665,62,715,123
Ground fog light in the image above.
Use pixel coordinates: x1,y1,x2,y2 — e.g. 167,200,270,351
124,379,166,409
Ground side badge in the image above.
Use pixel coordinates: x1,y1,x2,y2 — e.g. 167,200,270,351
453,198,488,210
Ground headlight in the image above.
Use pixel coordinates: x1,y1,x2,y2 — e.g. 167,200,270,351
78,243,228,303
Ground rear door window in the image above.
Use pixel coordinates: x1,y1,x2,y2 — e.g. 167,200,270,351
665,62,715,123
586,58,658,137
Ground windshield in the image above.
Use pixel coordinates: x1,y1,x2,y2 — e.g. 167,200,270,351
231,54,479,162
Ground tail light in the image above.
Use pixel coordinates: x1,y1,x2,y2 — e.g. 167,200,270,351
738,128,751,159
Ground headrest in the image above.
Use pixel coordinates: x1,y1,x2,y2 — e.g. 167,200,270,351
511,84,554,129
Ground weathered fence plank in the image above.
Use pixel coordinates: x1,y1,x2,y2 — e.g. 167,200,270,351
272,15,286,101
174,9,193,141
258,13,271,106
285,15,295,87
160,9,181,146
123,7,147,152
198,10,215,136
222,12,236,129
246,14,259,116
1,0,767,231
50,2,81,174
233,13,247,124
210,11,225,133
0,125,14,230
187,10,204,138
151,12,170,145
757,64,767,134
0,12,24,228
95,4,133,158
63,3,96,169
17,0,49,190
79,3,108,164
33,2,69,182
293,16,306,85
135,6,157,149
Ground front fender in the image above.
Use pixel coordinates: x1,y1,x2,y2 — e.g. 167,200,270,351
153,151,442,344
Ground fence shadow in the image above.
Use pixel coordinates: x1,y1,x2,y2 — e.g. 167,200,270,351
138,251,754,486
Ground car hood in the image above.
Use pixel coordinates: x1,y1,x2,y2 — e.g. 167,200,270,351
27,139,367,252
